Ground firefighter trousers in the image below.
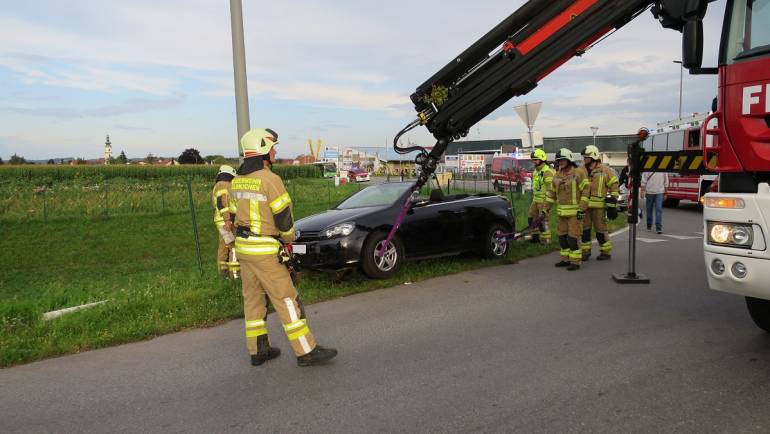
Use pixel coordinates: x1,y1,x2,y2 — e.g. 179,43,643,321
217,236,229,272
581,208,611,256
557,215,582,265
527,202,551,242
239,255,317,357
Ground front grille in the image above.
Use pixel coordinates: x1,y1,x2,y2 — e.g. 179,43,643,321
296,230,321,241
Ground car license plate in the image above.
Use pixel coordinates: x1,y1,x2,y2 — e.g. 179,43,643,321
292,244,307,255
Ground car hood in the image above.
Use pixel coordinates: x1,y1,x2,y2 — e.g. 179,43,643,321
295,206,386,230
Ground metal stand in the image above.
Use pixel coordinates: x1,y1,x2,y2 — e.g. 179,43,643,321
613,131,650,284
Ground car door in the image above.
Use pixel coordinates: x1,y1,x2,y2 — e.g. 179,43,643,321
399,200,465,256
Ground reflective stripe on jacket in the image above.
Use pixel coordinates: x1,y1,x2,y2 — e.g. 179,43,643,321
212,180,234,228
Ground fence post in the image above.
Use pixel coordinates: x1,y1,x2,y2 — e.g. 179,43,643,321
186,178,204,276
327,180,332,209
161,181,166,213
104,179,109,218
42,187,48,224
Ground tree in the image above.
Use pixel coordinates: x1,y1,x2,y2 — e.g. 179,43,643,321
212,156,227,165
204,154,224,164
178,148,204,164
0,157,4,165
47,159,55,165
145,153,158,164
9,154,28,165
116,151,128,165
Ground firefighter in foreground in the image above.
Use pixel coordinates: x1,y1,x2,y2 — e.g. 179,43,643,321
580,145,620,261
528,148,554,244
544,149,589,271
212,165,238,278
231,128,337,367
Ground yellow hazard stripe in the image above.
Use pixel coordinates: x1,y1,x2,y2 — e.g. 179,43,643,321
689,156,704,170
658,156,672,170
644,156,657,170
269,192,292,213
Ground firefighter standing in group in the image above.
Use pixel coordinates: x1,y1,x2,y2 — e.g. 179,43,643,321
580,145,620,261
528,148,554,244
212,165,238,278
576,160,593,261
230,128,338,367
544,148,589,271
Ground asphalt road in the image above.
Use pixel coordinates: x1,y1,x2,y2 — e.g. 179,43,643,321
3,206,770,433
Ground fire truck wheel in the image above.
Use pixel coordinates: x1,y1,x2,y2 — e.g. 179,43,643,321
746,297,770,333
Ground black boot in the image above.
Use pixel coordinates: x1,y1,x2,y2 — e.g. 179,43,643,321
529,233,541,244
554,261,570,268
567,263,581,271
297,345,338,367
597,253,611,261
251,335,281,366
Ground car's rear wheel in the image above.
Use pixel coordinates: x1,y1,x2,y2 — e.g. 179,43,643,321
361,231,404,279
746,297,770,333
481,223,510,259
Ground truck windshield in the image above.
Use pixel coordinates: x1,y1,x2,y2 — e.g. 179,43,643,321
336,183,410,209
724,0,770,63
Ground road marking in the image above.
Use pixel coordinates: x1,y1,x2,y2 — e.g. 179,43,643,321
609,227,630,238
695,231,704,235
636,237,668,243
663,234,701,240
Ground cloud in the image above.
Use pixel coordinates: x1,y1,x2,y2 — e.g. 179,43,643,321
0,95,186,120
112,124,154,132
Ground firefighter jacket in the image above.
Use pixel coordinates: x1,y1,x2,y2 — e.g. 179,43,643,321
545,165,589,217
212,180,235,229
230,167,296,256
532,163,555,204
586,162,620,209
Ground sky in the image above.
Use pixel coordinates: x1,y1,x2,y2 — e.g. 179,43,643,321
0,0,728,161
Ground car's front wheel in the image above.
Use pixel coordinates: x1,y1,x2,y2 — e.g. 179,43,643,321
361,231,404,279
481,223,510,259
746,297,770,333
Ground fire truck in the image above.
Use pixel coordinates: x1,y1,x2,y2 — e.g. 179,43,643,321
393,0,770,330
642,114,717,208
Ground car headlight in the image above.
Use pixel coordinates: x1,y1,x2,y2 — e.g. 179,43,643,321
707,222,754,249
323,223,355,239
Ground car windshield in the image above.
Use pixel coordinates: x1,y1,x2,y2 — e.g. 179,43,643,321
336,183,410,209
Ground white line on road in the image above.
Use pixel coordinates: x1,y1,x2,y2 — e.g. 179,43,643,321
636,237,668,243
664,234,701,240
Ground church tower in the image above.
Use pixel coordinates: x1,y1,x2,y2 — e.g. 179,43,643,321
104,135,113,164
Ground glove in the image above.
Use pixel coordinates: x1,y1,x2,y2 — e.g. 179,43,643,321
605,195,618,220
540,208,549,218
576,209,586,220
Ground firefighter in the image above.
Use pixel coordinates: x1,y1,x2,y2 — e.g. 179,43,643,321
528,148,554,244
576,161,593,261
231,128,337,367
544,148,589,271
581,145,620,261
213,165,237,278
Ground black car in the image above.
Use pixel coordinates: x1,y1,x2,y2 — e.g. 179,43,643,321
293,182,514,279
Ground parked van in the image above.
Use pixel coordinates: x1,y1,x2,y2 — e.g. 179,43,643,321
490,154,534,192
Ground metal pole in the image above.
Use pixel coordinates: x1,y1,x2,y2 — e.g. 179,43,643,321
230,0,251,154
674,60,683,120
613,132,650,284
42,188,48,224
186,178,204,276
104,180,109,218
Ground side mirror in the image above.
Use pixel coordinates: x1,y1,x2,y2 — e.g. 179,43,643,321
682,20,704,69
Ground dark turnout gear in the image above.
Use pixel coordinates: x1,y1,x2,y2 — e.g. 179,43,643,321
545,159,589,268
251,335,281,366
296,346,339,367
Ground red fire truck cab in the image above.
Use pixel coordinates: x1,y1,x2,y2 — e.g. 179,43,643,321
490,152,534,192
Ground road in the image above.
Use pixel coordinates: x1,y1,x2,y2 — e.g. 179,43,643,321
2,206,770,433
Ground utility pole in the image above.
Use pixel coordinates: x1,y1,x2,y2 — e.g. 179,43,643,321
230,0,250,156
673,60,683,121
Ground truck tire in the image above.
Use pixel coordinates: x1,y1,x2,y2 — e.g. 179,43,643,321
745,297,770,333
663,198,679,208
360,231,404,279
480,223,510,259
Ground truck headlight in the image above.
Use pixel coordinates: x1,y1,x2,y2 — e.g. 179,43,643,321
707,222,754,248
323,223,355,239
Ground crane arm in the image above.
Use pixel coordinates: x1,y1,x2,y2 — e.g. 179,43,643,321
397,0,715,189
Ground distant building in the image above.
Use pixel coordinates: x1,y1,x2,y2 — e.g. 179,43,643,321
104,135,113,164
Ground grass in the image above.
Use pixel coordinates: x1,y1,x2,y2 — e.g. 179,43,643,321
0,178,625,367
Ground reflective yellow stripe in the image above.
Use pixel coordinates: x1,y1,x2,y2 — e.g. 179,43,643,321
279,228,295,239
600,241,612,252
283,319,307,332
596,175,605,197
246,329,267,338
581,197,591,203
571,181,577,205
249,198,261,234
237,236,281,245
286,325,310,341
234,244,280,255
608,176,618,186
579,179,589,190
245,319,265,328
215,189,228,197
269,192,292,213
